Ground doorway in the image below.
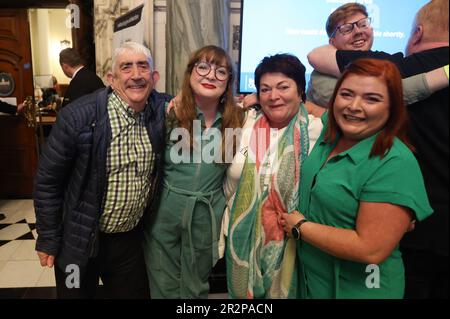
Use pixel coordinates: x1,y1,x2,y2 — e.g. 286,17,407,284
0,2,96,198
0,9,37,198
28,8,73,98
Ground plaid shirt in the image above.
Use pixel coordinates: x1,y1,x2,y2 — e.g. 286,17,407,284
99,92,155,233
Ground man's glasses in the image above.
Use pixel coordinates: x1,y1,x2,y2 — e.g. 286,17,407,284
332,17,372,37
194,62,230,81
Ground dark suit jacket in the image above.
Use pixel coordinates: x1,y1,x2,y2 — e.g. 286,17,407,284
0,99,17,115
61,67,105,108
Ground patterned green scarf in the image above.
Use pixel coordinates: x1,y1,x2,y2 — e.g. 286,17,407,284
226,105,309,298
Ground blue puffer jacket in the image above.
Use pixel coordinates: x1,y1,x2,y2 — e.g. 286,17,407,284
33,87,171,270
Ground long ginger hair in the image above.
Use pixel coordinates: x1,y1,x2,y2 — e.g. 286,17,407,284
325,58,414,158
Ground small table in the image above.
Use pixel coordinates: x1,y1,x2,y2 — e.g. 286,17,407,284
35,115,56,153
36,115,56,125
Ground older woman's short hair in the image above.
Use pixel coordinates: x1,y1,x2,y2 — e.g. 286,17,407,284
254,53,307,102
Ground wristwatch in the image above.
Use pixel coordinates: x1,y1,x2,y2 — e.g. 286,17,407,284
292,218,308,241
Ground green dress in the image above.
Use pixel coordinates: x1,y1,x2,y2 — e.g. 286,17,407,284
143,108,227,299
298,115,433,299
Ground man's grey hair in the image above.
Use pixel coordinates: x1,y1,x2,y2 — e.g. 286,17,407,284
111,41,154,72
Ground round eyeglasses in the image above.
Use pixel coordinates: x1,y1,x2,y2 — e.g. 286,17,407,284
332,17,372,37
194,62,230,81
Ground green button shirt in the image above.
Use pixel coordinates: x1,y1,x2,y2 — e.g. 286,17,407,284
298,114,433,299
99,93,154,233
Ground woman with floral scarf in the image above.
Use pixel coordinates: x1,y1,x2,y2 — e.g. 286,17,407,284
224,54,322,298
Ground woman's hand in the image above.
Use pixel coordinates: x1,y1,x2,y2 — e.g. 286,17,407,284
280,210,305,238
234,94,245,107
242,93,258,108
407,220,416,232
167,92,181,114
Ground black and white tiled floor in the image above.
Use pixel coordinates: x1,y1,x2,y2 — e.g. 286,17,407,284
0,199,227,299
0,200,56,292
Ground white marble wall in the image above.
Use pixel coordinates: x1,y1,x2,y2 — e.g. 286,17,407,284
229,0,242,76
154,0,167,92
35,10,51,76
93,0,242,92
93,0,154,84
165,0,230,94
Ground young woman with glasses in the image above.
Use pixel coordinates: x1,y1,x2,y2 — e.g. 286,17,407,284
142,45,244,298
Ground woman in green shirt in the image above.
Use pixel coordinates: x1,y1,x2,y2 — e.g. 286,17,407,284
281,58,434,298
142,45,243,298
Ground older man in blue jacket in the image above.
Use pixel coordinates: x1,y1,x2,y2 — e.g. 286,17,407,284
33,42,171,299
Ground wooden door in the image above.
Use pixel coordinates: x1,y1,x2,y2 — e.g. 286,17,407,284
0,9,37,198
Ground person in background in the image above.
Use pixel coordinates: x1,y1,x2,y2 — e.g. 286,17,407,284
142,45,243,299
281,58,433,299
307,2,445,108
39,76,61,111
59,47,105,108
0,99,24,114
307,0,449,299
34,41,171,299
242,3,445,116
307,2,373,108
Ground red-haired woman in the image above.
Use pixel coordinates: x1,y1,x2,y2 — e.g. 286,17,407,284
281,58,433,298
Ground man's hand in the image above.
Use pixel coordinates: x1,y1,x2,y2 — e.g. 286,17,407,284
16,102,25,113
37,251,55,268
